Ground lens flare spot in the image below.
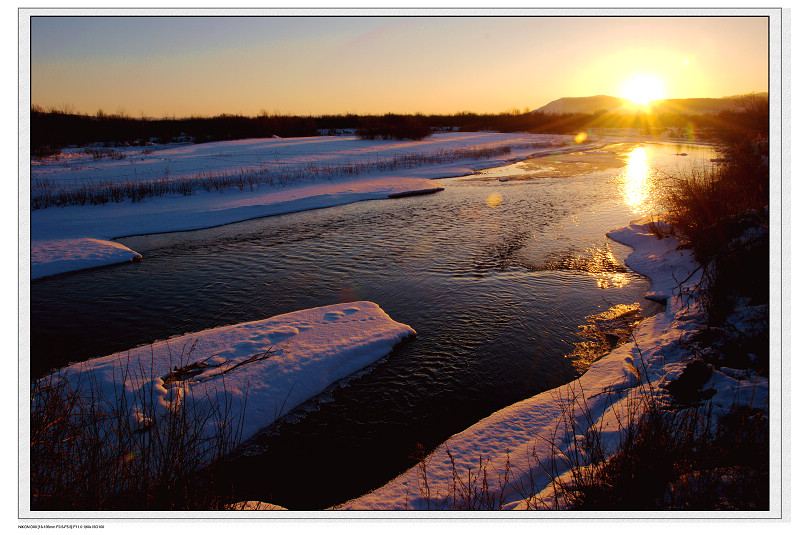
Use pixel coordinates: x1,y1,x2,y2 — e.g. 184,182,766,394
574,131,587,144
486,192,503,207
684,122,696,141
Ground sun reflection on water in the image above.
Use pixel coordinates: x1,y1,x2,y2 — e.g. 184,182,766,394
621,146,654,213
545,244,632,289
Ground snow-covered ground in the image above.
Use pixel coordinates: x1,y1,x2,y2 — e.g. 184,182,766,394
42,301,415,451
30,132,586,279
30,131,761,513
338,220,768,511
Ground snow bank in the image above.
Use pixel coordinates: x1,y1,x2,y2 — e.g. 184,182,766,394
46,302,415,449
606,220,701,303
31,238,142,279
30,132,576,279
30,176,440,279
339,221,767,511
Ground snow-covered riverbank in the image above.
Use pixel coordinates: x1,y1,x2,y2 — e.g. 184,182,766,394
39,301,416,450
30,132,588,279
337,220,768,511
29,131,764,514
29,218,770,514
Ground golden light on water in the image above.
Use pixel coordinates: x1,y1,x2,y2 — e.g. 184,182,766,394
594,271,630,289
621,146,652,213
567,303,645,374
486,192,503,207
546,244,631,289
586,247,630,289
574,131,587,144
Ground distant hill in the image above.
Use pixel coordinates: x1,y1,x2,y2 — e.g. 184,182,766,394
535,93,768,116
535,95,629,115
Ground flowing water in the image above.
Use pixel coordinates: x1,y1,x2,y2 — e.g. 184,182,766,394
29,141,716,509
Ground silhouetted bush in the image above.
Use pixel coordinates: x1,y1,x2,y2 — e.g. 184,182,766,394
356,114,432,140
658,96,769,325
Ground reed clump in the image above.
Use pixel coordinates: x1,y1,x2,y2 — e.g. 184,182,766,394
659,120,768,325
31,143,536,209
30,358,245,510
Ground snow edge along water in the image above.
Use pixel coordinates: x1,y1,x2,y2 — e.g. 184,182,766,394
30,132,615,280
29,179,445,280
335,218,768,512
38,301,417,466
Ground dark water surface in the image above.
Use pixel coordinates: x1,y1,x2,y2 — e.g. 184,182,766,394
30,142,713,509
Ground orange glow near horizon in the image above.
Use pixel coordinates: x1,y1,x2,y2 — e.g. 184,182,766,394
29,17,768,117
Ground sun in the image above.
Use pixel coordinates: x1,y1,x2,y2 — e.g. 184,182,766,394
621,75,665,106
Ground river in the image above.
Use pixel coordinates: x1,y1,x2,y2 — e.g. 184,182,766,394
29,141,716,509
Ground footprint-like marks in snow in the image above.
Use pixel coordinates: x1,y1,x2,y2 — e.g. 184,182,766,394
323,307,361,322
323,311,345,322
265,325,301,344
232,341,259,354
249,332,269,342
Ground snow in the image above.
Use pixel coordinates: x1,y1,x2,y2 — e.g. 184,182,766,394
30,175,440,279
31,238,142,280
30,132,761,512
606,220,701,303
338,219,768,511
227,501,287,511
44,301,415,451
30,132,578,279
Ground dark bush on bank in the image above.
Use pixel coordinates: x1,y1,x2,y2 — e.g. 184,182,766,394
659,98,769,324
356,114,432,140
30,365,243,510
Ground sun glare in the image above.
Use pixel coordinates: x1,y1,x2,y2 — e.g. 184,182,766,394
621,75,665,106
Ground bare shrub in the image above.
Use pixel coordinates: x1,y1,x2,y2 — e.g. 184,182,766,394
32,145,62,160
30,357,246,510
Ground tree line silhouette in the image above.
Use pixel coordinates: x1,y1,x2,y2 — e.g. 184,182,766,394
31,97,767,156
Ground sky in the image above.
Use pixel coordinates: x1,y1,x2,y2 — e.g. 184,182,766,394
29,14,769,117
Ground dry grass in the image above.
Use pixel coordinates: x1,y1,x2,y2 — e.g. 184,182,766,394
31,142,543,209
405,312,768,511
30,356,246,510
657,122,768,326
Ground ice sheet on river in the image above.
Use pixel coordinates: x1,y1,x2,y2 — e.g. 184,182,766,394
44,302,415,448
